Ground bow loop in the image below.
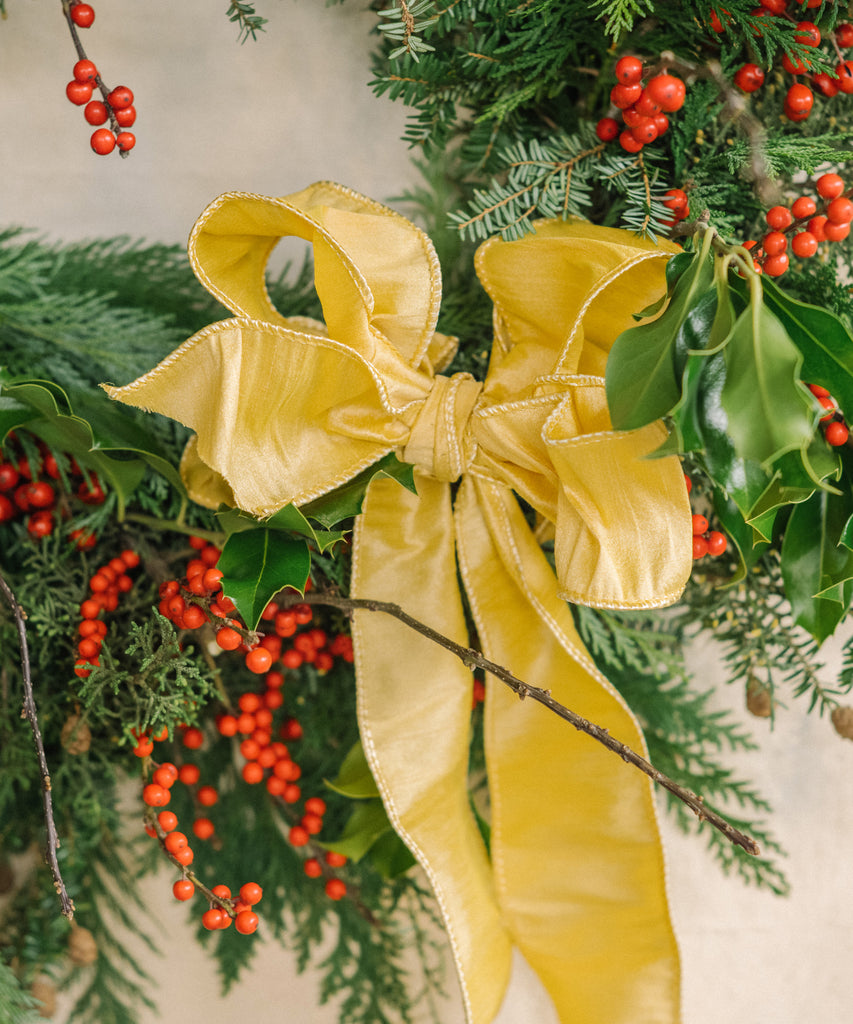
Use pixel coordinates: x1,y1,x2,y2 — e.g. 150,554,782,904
400,373,483,482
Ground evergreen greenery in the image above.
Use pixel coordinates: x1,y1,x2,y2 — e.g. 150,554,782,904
4,0,853,1020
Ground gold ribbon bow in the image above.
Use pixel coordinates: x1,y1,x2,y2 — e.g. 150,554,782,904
107,183,692,1023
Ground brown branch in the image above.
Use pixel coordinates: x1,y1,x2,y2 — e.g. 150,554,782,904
0,570,75,918
280,590,761,857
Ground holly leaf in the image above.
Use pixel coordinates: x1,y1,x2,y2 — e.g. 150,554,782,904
320,799,394,863
300,452,417,528
780,486,853,643
218,503,348,553
712,488,769,585
366,830,417,878
760,276,853,420
0,396,38,441
606,249,715,430
324,740,380,800
720,301,814,467
217,528,311,629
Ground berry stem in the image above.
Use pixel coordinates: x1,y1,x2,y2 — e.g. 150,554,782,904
59,0,131,159
279,589,761,858
0,568,75,919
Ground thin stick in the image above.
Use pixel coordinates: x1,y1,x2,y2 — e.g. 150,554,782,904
0,570,75,918
282,590,761,857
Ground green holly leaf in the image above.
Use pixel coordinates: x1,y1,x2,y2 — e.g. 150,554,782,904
781,486,853,643
300,452,417,528
217,528,311,630
0,396,38,441
324,740,381,800
760,276,853,420
320,799,394,863
366,830,417,878
218,503,348,553
720,301,814,468
606,249,716,430
712,488,769,585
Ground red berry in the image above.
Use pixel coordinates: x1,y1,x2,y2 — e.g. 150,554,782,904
645,74,686,112
164,831,189,854
630,119,659,144
216,626,242,651
212,884,232,900
73,59,98,83
142,783,170,807
791,231,818,258
304,797,327,816
707,531,728,557
173,878,195,901
239,882,263,906
245,647,273,674
116,132,136,153
69,3,95,28
709,8,729,32
197,785,218,807
242,762,264,785
192,817,215,840
618,129,644,153
692,535,709,560
132,737,154,758
795,21,820,46
765,206,793,230
808,215,828,241
235,910,259,934
202,907,224,930
614,55,643,84
837,24,853,48
826,421,849,446
691,514,709,536
813,73,839,98
824,221,851,242
791,195,816,220
827,197,853,225
304,858,323,878
785,83,814,114
178,763,200,785
90,128,116,155
0,464,19,491
157,810,178,832
66,80,93,105
27,511,54,538
763,253,789,276
324,879,346,901
84,100,108,125
633,89,661,117
324,851,347,868
153,764,178,788
610,83,643,109
114,105,137,128
173,846,194,866
759,0,786,11
836,61,853,94
107,86,134,110
182,726,204,750
302,812,323,835
595,117,619,142
734,63,764,92
281,718,303,740
762,231,787,256
289,825,310,847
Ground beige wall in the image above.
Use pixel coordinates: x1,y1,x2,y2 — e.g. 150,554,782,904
3,3,853,1022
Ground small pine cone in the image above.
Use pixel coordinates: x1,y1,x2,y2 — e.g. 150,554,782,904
68,925,98,967
31,977,57,1018
831,705,853,740
61,714,92,755
746,680,772,718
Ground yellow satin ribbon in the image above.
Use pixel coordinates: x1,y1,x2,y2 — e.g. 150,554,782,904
106,182,692,1024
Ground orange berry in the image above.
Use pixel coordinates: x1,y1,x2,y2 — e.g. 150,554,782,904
826,421,849,446
692,536,709,559
192,817,215,840
173,879,195,901
239,882,263,906
197,785,218,807
325,879,346,901
304,858,323,878
235,910,259,934
157,810,178,832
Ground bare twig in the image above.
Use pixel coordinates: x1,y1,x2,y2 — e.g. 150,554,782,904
0,570,75,918
281,590,761,857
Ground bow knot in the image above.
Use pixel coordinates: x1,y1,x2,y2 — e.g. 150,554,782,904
400,372,483,483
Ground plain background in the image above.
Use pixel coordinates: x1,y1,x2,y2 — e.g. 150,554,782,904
3,2,853,1022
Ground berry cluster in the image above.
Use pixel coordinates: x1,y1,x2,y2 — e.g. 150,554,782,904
808,382,849,447
595,57,687,154
73,549,141,679
685,476,729,562
136,539,357,916
724,5,853,123
747,172,853,277
64,2,136,156
0,434,105,541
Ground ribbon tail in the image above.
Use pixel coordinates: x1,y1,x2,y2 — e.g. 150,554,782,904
455,475,682,1024
351,471,514,1024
